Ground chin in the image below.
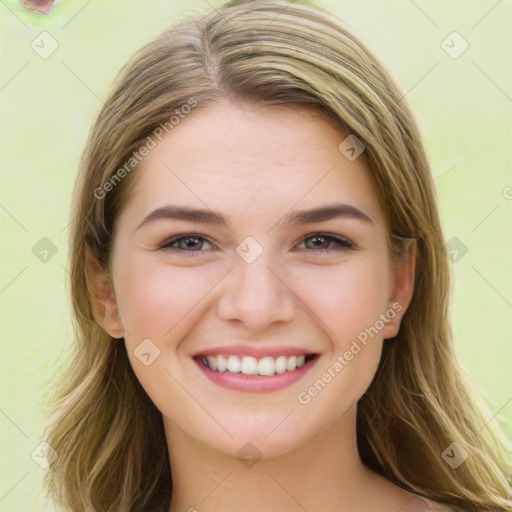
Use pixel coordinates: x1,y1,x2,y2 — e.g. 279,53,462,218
189,408,332,462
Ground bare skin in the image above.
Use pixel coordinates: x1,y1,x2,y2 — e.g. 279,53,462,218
89,99,448,511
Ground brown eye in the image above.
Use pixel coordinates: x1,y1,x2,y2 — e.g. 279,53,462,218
159,235,214,253
302,233,355,252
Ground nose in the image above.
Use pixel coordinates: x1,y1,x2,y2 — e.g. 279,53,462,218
216,254,296,331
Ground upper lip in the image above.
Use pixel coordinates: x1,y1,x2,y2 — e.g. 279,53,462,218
193,344,318,358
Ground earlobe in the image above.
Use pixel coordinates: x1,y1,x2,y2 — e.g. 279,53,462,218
381,241,417,340
85,248,124,339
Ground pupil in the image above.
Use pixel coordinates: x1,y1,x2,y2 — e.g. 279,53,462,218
311,236,326,248
184,238,200,249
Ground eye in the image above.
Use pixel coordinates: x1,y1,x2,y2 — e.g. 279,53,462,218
158,232,357,256
159,234,215,254
299,233,356,253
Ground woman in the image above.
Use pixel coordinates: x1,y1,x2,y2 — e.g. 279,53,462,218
42,1,512,510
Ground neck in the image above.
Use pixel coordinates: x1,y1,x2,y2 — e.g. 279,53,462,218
164,406,382,512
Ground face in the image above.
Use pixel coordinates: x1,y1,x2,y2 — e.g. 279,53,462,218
93,100,412,459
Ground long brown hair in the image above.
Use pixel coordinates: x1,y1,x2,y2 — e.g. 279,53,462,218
42,1,512,510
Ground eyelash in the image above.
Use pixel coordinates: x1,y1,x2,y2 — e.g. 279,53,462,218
158,233,357,256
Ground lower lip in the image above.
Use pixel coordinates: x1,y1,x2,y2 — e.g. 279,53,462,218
194,356,319,392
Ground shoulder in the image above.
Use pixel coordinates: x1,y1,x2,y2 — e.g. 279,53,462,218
400,495,453,512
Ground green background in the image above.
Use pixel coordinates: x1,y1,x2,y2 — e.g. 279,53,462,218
1,0,511,510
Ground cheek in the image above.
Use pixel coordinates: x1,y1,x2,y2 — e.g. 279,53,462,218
288,255,390,343
290,255,389,404
323,262,389,399
112,257,217,418
113,255,221,338
295,263,388,420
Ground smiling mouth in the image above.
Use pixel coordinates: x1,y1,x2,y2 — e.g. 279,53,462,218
196,354,318,377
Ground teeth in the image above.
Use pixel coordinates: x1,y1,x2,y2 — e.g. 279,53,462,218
240,356,258,375
217,355,227,372
206,356,217,371
200,354,314,376
274,355,287,374
258,356,275,376
286,355,296,371
227,355,241,373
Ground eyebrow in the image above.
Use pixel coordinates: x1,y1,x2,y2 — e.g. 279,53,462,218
136,202,374,231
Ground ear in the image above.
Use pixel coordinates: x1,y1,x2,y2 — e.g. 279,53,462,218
85,248,124,339
381,241,416,340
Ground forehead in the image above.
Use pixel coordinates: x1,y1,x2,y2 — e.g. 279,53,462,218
117,100,386,231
